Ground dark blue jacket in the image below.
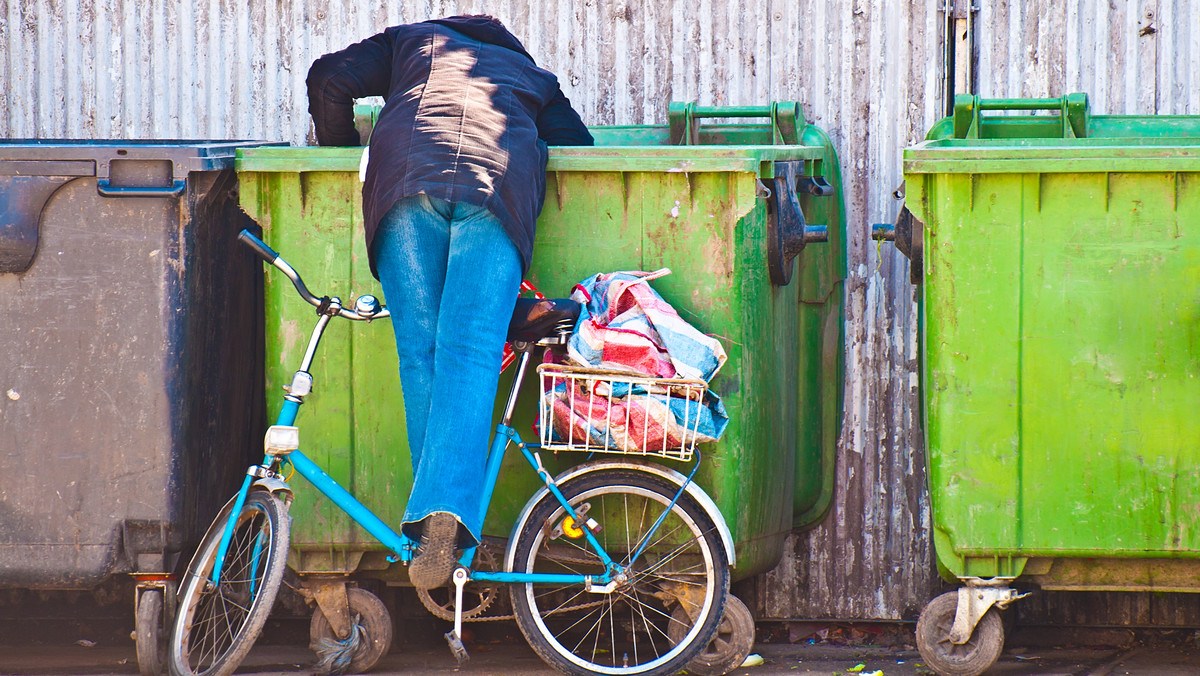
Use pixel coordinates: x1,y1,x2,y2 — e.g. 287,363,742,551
307,17,594,277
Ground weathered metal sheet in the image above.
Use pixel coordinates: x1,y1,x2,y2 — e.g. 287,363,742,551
6,0,1200,623
977,0,1200,115
743,0,941,622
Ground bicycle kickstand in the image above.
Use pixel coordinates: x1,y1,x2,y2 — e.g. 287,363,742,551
444,567,471,665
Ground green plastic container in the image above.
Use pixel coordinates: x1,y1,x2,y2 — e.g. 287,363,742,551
905,94,1200,675
237,102,846,581
907,94,1200,586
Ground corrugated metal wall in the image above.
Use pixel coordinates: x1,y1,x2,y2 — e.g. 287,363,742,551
6,0,1200,623
755,0,1200,624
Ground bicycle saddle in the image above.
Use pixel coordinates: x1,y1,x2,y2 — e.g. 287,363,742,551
507,298,581,343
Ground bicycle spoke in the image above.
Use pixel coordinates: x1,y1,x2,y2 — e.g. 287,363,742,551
638,570,710,590
554,599,605,637
633,529,711,581
593,595,612,666
513,476,727,675
172,494,287,676
614,588,676,630
551,535,604,565
567,602,608,657
636,594,668,659
534,584,593,615
628,518,689,565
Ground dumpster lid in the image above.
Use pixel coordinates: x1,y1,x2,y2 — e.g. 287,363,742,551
905,137,1200,174
0,140,283,274
0,140,285,177
236,144,825,177
906,95,1200,175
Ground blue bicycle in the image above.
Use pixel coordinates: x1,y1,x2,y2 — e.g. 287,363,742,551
167,230,735,676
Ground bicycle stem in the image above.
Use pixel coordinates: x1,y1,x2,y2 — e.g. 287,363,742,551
299,313,334,374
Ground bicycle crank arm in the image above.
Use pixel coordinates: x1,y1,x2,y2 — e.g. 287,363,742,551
445,568,471,665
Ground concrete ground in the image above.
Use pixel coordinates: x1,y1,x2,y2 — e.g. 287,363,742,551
4,621,1200,676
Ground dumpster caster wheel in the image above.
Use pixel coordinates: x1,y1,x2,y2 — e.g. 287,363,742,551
669,594,755,676
309,587,393,674
916,591,1004,676
135,588,166,676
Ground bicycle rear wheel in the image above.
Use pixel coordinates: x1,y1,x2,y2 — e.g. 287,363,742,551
169,490,290,676
510,470,729,676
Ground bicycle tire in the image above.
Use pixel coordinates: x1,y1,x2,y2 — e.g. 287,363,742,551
510,470,729,676
169,490,291,676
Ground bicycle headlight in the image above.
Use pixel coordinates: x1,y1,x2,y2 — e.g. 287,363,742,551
265,425,300,455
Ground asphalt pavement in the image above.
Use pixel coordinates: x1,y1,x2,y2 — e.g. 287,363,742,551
4,622,1200,676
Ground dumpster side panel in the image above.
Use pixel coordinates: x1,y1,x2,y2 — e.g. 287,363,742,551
244,170,404,569
176,169,268,566
792,127,848,528
0,177,173,587
0,162,261,588
640,169,796,577
911,148,1200,581
919,171,1024,576
484,168,642,533
1020,170,1200,553
532,167,796,577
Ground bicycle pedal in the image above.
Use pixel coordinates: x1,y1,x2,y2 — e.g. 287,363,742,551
445,630,470,665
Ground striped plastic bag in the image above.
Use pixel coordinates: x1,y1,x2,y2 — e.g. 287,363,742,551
567,269,726,381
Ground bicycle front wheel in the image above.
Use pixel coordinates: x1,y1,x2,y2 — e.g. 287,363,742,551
510,470,729,676
169,490,290,676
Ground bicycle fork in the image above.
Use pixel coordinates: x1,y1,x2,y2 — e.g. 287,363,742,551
210,311,333,587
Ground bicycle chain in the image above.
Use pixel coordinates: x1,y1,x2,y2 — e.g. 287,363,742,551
420,541,652,623
441,549,618,623
463,597,612,623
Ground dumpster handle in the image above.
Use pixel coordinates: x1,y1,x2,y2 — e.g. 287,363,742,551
96,179,187,198
871,206,924,285
952,93,1089,140
668,101,803,145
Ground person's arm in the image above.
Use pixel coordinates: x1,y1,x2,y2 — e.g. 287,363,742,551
537,88,594,146
306,30,395,146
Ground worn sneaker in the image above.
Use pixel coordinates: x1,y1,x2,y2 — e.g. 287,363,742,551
410,512,459,590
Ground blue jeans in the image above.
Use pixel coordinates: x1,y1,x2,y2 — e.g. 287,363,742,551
373,195,522,547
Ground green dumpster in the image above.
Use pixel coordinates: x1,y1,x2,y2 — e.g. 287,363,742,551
903,94,1200,676
235,102,846,585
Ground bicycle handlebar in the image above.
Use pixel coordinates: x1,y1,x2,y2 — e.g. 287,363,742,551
238,229,280,264
238,229,390,321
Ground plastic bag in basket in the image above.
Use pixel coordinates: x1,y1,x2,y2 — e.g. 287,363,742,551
550,269,729,447
546,378,727,452
567,269,726,381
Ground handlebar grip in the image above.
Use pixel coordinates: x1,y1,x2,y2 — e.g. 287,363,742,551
238,229,279,264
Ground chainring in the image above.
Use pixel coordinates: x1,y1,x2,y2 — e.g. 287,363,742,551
415,541,502,622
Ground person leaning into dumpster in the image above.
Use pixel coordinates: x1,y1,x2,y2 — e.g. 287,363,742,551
306,15,593,591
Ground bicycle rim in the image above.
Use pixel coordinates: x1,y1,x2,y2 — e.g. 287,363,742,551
169,491,290,676
511,471,728,676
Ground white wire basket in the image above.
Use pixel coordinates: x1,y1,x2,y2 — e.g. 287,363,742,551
537,363,713,462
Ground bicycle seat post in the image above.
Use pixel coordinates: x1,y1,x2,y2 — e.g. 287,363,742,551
500,342,535,428
500,320,575,428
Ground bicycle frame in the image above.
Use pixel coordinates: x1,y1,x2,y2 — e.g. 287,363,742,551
208,231,699,597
